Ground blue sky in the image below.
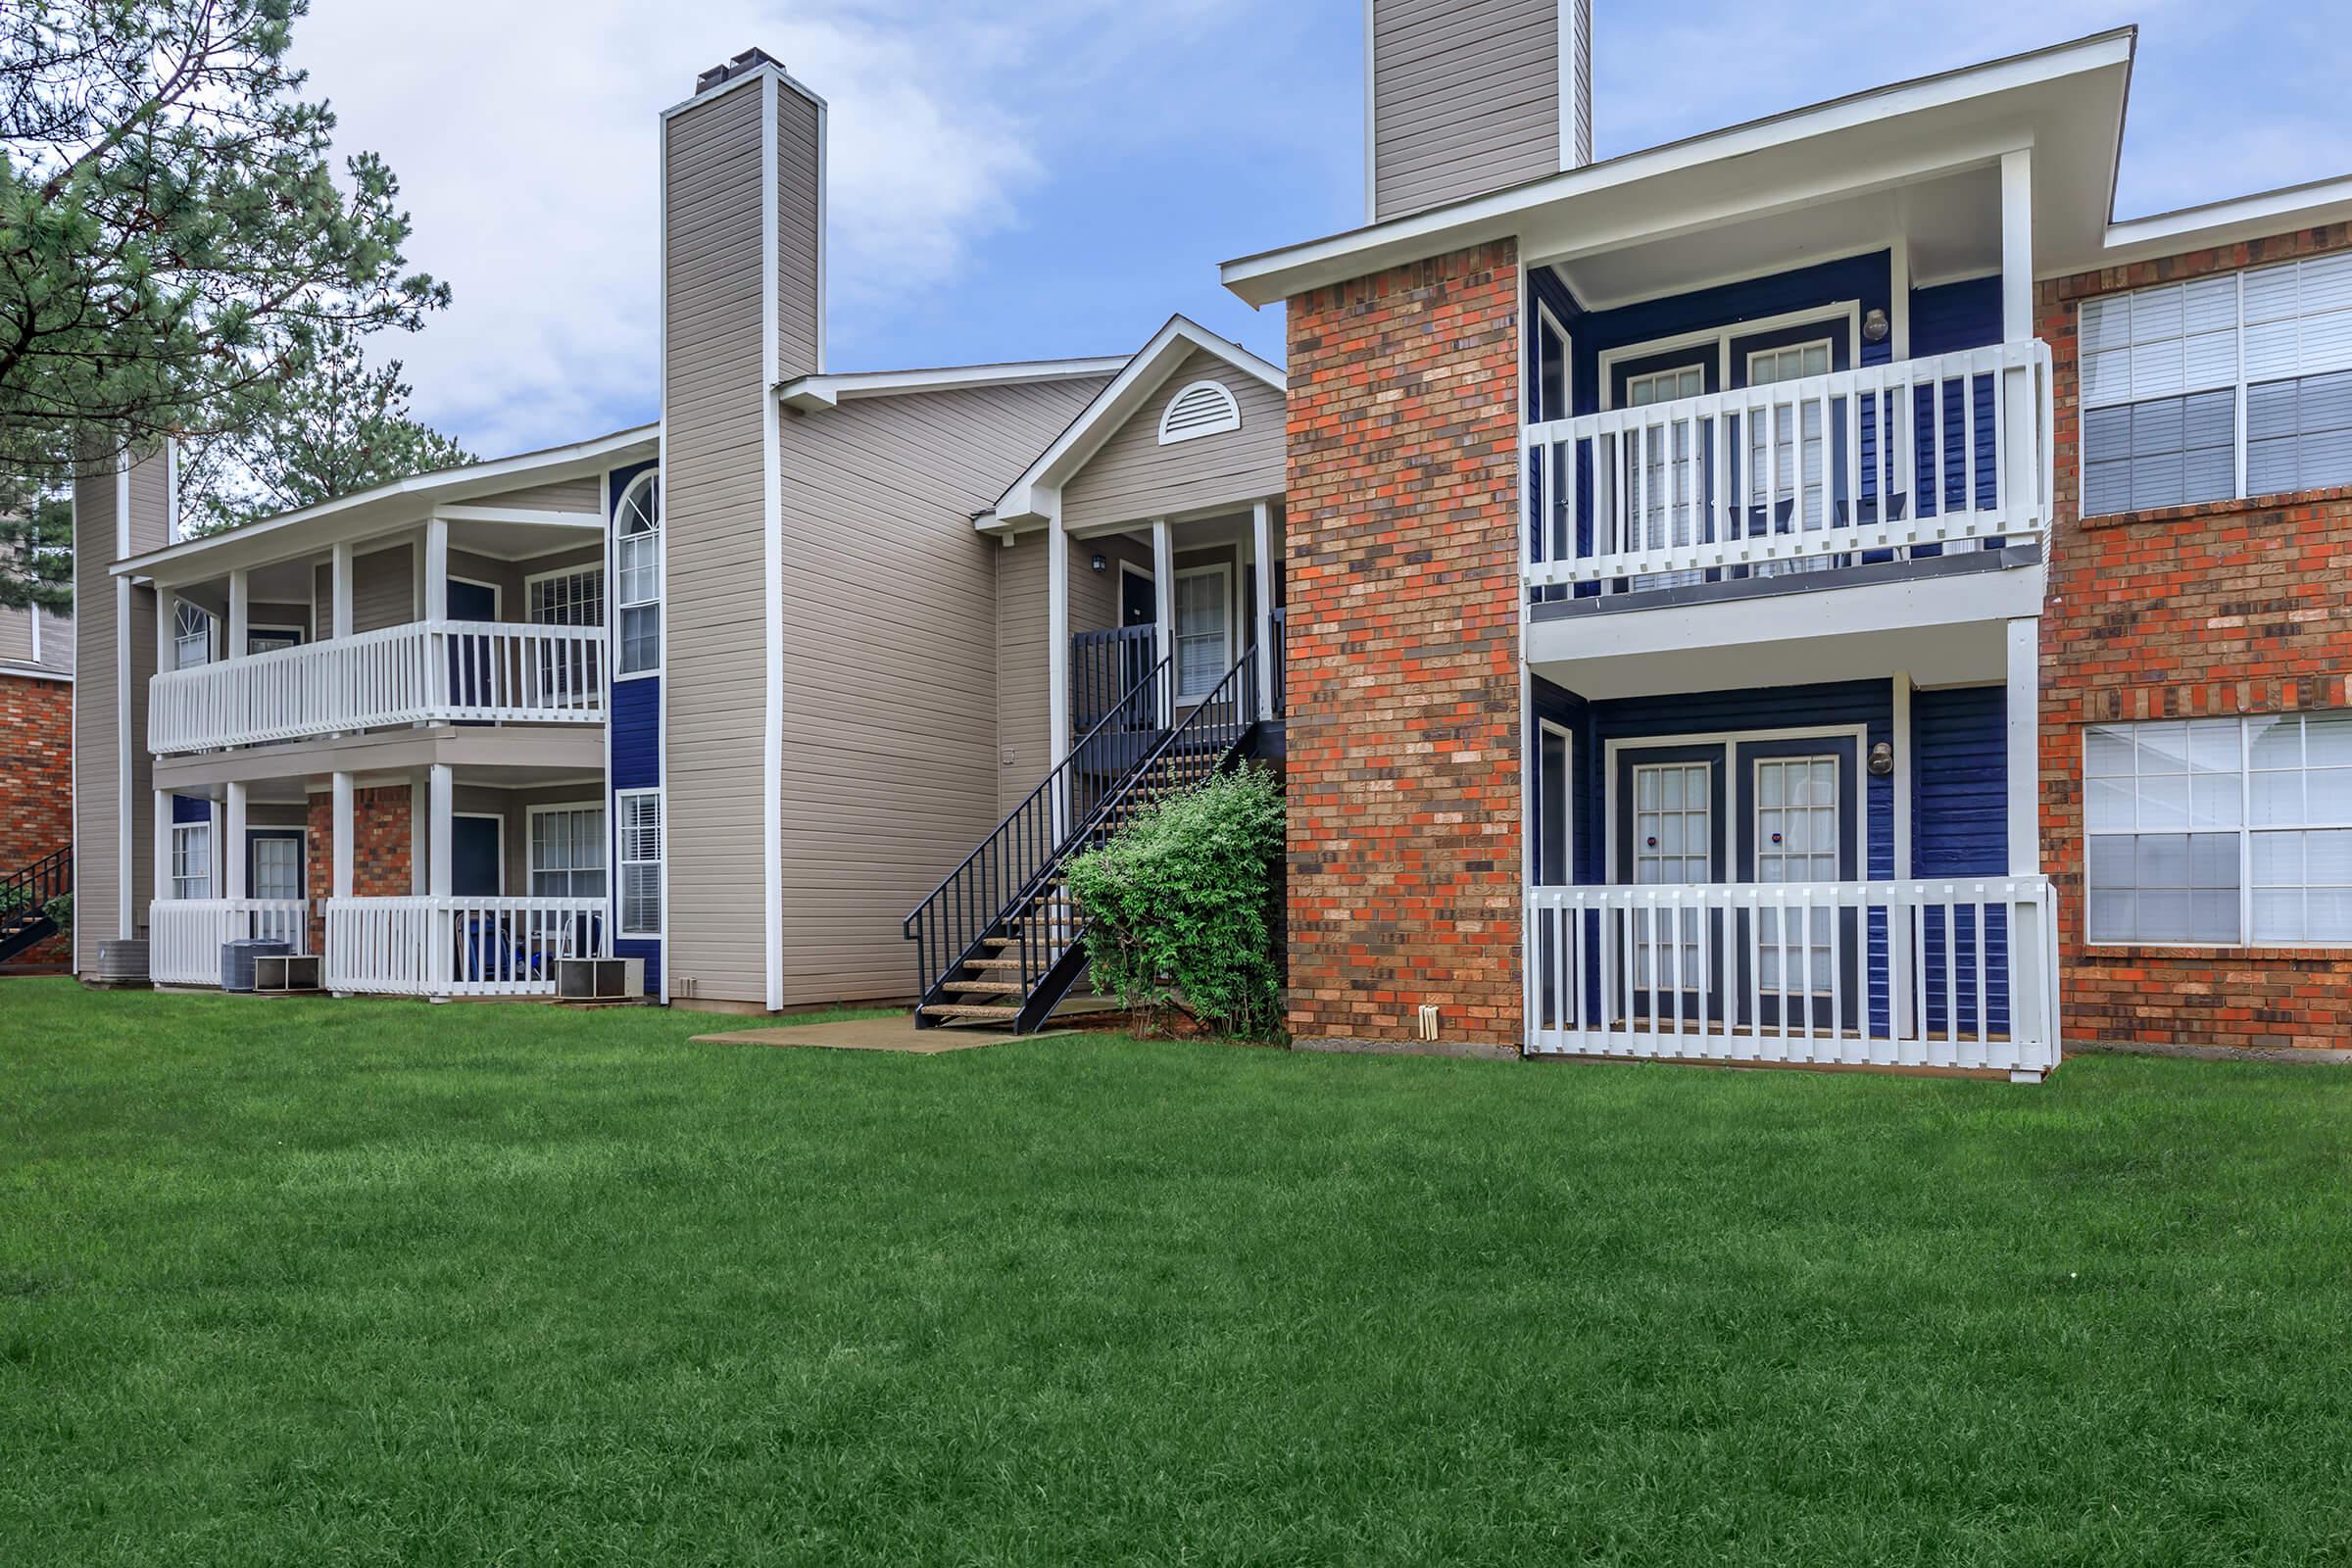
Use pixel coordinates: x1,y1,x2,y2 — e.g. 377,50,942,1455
291,1,2352,460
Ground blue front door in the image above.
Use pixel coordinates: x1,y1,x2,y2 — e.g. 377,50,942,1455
451,816,501,897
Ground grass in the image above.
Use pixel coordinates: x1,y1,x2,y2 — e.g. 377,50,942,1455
3,979,2350,1566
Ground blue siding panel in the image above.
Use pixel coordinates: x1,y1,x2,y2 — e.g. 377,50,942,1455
171,794,211,824
615,937,662,995
1911,683,2011,1038
611,676,660,790
1909,276,2003,358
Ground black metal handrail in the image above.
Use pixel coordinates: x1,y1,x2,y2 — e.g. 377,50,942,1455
1071,624,1156,734
904,650,1174,1010
1,846,71,922
1269,606,1286,719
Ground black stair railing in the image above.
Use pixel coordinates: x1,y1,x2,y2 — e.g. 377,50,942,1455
1,846,71,942
1071,624,1156,733
904,651,1174,1014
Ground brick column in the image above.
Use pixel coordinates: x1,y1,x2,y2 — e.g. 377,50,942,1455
307,784,415,953
1282,240,1525,1050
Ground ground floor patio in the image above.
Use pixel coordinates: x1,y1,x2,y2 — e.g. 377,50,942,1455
5,979,2346,1563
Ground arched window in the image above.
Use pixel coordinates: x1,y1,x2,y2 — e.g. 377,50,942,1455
172,601,212,670
1157,379,1242,444
614,472,662,674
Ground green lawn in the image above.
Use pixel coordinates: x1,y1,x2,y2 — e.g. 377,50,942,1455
3,980,2349,1565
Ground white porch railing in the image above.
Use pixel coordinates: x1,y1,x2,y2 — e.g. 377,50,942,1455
1524,878,2059,1077
1524,341,2053,594
149,619,607,754
149,899,310,986
322,896,610,999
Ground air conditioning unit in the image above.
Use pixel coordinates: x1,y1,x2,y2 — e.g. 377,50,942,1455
93,940,150,986
555,956,645,1003
221,938,292,993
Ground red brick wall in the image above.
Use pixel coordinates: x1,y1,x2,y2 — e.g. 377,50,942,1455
1282,241,1525,1048
306,786,412,952
2041,222,2352,1050
0,674,73,966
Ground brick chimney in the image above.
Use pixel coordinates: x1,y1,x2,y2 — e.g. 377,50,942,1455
1366,0,1592,222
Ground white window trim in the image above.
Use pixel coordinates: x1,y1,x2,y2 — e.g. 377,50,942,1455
2082,715,2352,950
1595,301,1862,412
1620,361,1708,410
522,563,607,627
1745,337,1836,386
1533,300,1574,425
169,820,212,901
526,800,607,900
172,601,213,670
1537,717,1574,887
615,787,664,940
245,623,305,656
1172,561,1236,701
613,470,662,681
1599,724,1870,888
1748,750,1844,883
445,574,502,624
245,826,309,902
1157,379,1243,445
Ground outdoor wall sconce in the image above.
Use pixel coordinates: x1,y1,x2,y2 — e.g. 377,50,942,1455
1862,307,1890,343
1868,740,1894,776
1090,552,1107,573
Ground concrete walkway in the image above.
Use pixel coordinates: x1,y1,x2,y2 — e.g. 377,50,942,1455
691,1014,1074,1054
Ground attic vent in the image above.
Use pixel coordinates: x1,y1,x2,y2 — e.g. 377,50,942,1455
1157,379,1242,445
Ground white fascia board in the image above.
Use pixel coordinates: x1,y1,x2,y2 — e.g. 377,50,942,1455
2088,174,2352,273
1220,28,2135,306
988,317,1287,528
660,58,828,123
777,358,1129,414
113,423,659,582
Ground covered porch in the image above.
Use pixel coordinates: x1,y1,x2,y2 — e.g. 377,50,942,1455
1521,614,2057,1079
146,731,612,1000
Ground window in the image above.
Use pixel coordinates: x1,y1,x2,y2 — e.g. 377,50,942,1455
1532,305,1570,425
1620,365,1707,584
247,628,301,656
2084,714,2352,946
617,790,662,937
170,822,212,901
529,806,607,899
1157,381,1242,445
172,602,211,670
1746,340,1833,539
614,473,661,673
2081,255,2352,515
528,567,604,627
251,835,303,902
1173,564,1230,699
1631,760,1710,987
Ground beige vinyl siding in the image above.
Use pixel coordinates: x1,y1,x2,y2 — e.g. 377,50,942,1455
35,605,74,675
465,475,601,514
122,453,171,945
71,458,119,968
776,79,822,383
0,602,34,665
662,75,777,1005
1372,0,1559,220
314,543,417,633
994,531,1051,816
774,374,1110,1006
1061,349,1286,532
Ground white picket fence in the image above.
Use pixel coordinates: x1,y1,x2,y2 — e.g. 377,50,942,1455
149,619,607,754
1524,340,2053,592
322,896,610,998
148,899,311,987
1524,878,2059,1077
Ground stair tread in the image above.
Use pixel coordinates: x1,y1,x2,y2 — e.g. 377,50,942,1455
920,1003,1022,1020
945,980,1027,995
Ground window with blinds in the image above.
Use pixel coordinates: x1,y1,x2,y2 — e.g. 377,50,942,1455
2081,253,2352,515
617,790,662,937
1173,565,1231,699
529,807,607,899
527,567,604,627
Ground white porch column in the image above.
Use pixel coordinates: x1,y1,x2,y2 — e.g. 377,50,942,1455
427,764,454,898
409,773,429,895
329,542,354,639
226,568,249,660
1999,146,2040,524
331,771,355,898
154,585,175,673
1250,500,1276,720
151,790,171,908
1890,671,1915,1042
1047,512,1070,769
423,515,450,622
223,782,248,901
1152,518,1174,724
2006,617,2040,876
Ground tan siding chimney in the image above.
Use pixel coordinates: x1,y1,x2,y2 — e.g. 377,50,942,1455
1367,0,1592,222
659,50,825,1009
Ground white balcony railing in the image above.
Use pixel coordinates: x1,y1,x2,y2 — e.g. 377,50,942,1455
149,899,310,986
1524,341,2053,596
322,896,610,999
149,619,607,754
1525,878,2059,1076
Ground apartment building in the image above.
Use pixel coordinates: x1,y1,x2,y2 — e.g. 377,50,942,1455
55,14,2352,1071
1,582,73,969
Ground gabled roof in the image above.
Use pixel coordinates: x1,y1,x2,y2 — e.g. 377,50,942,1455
776,356,1129,413
988,316,1285,527
1222,30,2145,306
116,422,660,584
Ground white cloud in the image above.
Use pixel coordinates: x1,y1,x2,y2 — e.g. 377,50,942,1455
291,1,1054,457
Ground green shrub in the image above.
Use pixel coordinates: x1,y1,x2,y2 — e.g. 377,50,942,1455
1066,765,1284,1040
44,892,72,931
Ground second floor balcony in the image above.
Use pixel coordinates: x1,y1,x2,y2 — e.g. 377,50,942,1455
1524,339,2053,607
149,617,608,755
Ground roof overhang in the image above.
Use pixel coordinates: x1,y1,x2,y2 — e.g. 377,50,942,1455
115,423,658,586
776,357,1128,414
988,315,1286,528
1222,30,2138,308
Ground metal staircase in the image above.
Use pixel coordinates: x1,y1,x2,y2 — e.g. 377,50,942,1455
905,643,1265,1032
0,847,71,966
